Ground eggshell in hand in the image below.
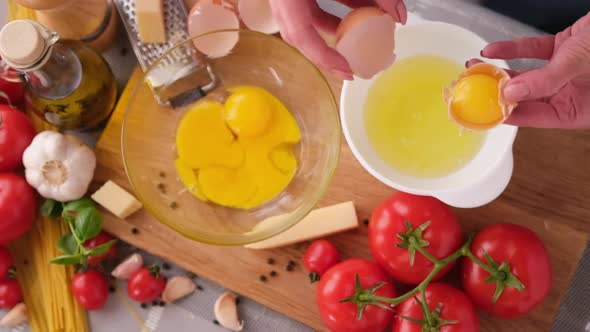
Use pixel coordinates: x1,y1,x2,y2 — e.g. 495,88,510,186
238,0,279,34
335,7,396,79
188,3,240,58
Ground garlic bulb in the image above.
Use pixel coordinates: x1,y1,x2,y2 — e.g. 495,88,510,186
22,131,96,202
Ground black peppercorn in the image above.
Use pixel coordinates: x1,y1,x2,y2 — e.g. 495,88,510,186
131,228,139,235
140,303,148,309
170,201,179,209
197,285,204,291
213,320,220,325
270,270,278,277
259,275,268,282
162,263,171,270
109,286,116,293
267,258,275,265
363,218,369,226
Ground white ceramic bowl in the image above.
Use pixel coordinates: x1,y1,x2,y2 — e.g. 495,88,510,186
340,18,518,208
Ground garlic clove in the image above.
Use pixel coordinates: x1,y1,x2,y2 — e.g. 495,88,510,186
0,303,27,327
111,253,143,279
162,276,196,303
214,291,243,331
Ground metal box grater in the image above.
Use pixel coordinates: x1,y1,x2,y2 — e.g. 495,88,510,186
114,0,217,107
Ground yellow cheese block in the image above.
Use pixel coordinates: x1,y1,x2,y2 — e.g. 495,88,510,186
135,0,167,44
244,202,358,249
91,180,143,219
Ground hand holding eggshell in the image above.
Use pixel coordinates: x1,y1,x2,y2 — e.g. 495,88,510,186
268,0,406,80
469,12,590,129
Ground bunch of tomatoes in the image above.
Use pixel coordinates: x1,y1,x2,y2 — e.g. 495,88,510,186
0,79,35,309
303,192,552,332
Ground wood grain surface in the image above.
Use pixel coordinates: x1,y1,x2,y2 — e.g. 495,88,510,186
91,68,589,332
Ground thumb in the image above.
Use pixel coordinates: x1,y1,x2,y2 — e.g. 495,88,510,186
502,61,577,102
503,29,590,102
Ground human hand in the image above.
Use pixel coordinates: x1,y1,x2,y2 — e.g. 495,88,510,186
471,12,590,129
268,0,407,80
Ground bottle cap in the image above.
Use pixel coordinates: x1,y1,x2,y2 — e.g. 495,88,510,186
0,20,48,69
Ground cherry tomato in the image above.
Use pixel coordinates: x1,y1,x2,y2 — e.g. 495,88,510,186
84,232,118,266
0,246,14,280
369,192,463,285
0,77,24,106
127,267,166,302
317,258,396,332
0,174,37,244
0,279,21,308
303,240,340,283
0,106,36,172
392,283,479,332
462,223,552,318
72,269,109,310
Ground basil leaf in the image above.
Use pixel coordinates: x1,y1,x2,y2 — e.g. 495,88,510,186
74,208,103,242
87,240,117,257
57,233,78,255
41,199,62,219
62,198,95,219
50,254,83,265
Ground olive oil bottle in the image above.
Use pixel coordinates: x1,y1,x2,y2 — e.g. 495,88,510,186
0,20,116,130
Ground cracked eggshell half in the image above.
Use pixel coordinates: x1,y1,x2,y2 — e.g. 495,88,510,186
238,0,279,34
335,7,396,79
188,1,240,58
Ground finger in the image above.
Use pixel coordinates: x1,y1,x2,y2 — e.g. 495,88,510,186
504,101,575,129
465,58,520,76
481,35,555,60
269,0,353,79
311,6,341,35
502,59,579,102
571,11,590,36
375,0,407,24
292,25,353,79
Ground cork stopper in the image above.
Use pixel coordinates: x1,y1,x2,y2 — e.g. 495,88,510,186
0,20,49,69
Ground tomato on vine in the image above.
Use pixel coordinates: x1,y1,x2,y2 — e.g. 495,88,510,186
84,232,118,266
369,192,463,285
317,258,396,332
392,283,479,332
462,223,551,318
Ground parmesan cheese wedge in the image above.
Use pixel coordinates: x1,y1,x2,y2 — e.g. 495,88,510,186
91,180,143,219
244,201,358,249
135,0,167,44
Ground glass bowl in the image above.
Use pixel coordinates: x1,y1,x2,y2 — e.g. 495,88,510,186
122,30,341,246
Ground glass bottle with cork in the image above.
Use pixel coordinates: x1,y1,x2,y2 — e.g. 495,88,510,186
0,20,117,130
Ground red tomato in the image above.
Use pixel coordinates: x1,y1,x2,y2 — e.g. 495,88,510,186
0,174,37,244
303,240,340,283
0,106,36,171
84,232,118,266
317,258,395,332
392,283,479,332
462,223,552,318
72,269,109,310
0,279,21,308
369,192,463,285
0,246,13,280
0,77,24,106
127,267,166,302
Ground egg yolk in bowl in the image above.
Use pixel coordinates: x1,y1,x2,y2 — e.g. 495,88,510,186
175,85,301,209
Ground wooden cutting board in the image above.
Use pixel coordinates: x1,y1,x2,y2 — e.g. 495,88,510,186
91,68,590,332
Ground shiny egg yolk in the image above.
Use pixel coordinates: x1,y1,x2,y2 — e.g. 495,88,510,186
450,74,504,125
224,89,273,137
175,86,301,209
